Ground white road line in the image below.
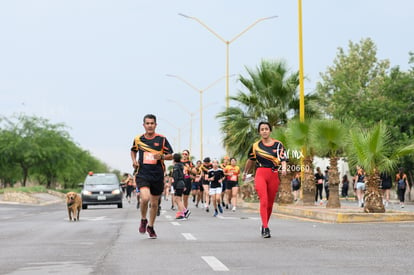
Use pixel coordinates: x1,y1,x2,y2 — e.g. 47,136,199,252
182,233,196,240
171,222,180,226
201,256,229,271
165,215,172,219
82,216,106,221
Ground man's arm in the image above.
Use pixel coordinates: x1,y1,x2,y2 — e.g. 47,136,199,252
131,151,138,169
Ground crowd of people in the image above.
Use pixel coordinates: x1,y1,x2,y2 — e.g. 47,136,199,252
126,114,286,239
309,165,411,208
126,114,411,240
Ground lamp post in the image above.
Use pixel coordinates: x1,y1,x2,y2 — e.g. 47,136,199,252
159,117,182,152
298,0,306,200
166,99,195,153
179,13,277,110
166,74,226,160
167,99,217,156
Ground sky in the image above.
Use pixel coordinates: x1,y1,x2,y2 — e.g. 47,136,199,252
0,0,413,174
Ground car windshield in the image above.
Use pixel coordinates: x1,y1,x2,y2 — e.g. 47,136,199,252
85,175,118,185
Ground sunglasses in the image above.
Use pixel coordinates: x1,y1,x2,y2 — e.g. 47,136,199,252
182,153,188,156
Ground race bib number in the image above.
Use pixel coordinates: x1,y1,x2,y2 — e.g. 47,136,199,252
230,175,237,181
143,152,157,164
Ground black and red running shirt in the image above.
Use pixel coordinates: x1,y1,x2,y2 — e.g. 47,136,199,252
181,160,194,178
131,134,173,182
248,139,287,169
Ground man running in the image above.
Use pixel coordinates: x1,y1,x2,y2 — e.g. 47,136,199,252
131,114,173,239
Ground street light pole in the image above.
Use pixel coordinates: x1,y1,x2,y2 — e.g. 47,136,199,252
167,99,218,157
298,0,306,200
166,99,195,153
159,117,182,152
166,74,226,160
178,13,277,110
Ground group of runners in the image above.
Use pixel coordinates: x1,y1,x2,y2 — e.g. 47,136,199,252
164,154,241,218
130,114,286,239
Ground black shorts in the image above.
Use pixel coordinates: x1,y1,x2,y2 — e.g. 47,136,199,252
183,178,192,196
136,177,164,196
222,180,227,190
226,180,239,190
175,188,184,197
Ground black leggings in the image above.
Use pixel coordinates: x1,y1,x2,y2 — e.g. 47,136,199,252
126,185,134,199
315,184,323,201
398,188,406,202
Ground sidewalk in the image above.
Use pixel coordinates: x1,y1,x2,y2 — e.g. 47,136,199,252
242,199,414,223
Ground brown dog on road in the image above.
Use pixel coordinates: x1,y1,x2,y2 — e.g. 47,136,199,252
66,192,82,221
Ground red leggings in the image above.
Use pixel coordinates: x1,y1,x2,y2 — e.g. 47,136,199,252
254,168,280,228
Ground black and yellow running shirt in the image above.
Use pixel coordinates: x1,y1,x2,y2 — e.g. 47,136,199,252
181,160,194,178
248,139,286,169
131,134,173,182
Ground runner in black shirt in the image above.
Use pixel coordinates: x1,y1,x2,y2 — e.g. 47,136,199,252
207,159,225,217
243,122,287,238
131,114,173,239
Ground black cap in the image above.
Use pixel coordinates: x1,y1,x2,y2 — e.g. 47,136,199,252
203,157,210,163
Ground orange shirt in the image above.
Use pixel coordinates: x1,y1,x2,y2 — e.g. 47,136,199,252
224,165,240,181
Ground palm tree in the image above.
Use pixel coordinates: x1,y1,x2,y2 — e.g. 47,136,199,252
286,119,316,206
347,122,414,213
311,119,347,208
272,127,294,205
217,59,319,161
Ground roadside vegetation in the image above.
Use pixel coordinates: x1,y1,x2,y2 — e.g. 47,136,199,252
218,38,414,212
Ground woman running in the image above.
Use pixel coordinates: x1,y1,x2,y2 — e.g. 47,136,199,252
192,160,203,207
224,157,240,212
181,150,193,217
201,157,213,212
207,159,225,217
243,122,287,238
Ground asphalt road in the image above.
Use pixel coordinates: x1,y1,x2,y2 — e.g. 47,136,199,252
1,197,414,275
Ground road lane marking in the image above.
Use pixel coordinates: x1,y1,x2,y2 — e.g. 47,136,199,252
171,222,180,226
182,233,196,240
165,215,172,219
216,215,259,220
201,256,229,271
82,216,107,221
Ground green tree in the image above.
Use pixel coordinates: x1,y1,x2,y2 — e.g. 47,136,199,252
316,38,390,120
0,114,110,188
347,122,414,213
286,119,316,206
217,59,319,161
311,119,347,208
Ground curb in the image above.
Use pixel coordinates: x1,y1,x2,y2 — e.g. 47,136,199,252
241,201,414,223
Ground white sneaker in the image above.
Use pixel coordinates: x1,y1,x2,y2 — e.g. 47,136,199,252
232,206,236,212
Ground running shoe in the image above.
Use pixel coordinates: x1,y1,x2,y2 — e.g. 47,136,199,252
225,204,229,210
146,226,157,239
184,209,191,219
139,219,148,234
176,215,186,220
205,207,209,213
262,228,271,238
261,226,265,237
213,210,218,217
232,206,236,212
222,201,225,207
218,204,223,214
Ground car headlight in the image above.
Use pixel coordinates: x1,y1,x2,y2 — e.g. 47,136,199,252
112,189,121,195
82,190,92,195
